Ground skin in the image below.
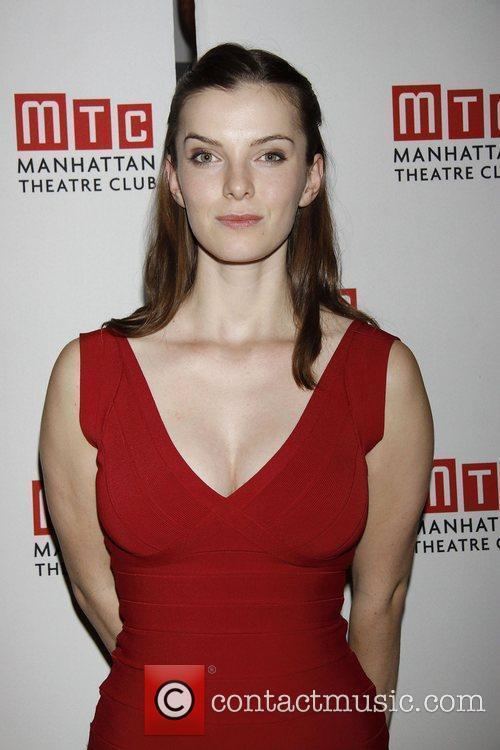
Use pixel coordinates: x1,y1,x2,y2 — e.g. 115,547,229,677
39,82,434,730
164,82,323,351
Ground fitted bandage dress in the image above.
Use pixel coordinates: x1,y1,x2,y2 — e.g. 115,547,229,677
80,317,400,749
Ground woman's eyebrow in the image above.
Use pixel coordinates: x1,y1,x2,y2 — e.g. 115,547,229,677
183,133,295,147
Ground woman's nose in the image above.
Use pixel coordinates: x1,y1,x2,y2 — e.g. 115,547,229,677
223,164,255,199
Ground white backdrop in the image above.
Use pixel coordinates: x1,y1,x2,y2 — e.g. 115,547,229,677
2,1,498,748
2,1,176,748
194,1,500,748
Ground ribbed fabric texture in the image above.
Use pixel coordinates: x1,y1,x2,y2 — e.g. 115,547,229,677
79,318,400,749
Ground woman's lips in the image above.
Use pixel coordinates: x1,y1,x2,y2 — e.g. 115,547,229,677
216,215,263,229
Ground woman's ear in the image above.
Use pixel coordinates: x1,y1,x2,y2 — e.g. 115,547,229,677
164,157,185,208
298,153,324,208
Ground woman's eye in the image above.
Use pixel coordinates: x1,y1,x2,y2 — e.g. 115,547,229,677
260,151,286,163
190,150,215,165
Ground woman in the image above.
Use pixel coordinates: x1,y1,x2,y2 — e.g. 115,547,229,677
39,43,434,749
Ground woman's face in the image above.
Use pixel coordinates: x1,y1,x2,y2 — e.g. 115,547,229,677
165,83,323,263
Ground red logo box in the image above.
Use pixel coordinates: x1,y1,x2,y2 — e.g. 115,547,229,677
144,664,205,735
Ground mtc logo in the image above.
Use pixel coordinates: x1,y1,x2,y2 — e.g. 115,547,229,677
392,84,500,140
427,459,499,513
14,93,153,150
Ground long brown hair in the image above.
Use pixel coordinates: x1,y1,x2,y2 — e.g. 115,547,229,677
102,42,379,389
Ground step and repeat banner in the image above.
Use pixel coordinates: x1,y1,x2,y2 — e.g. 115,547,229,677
2,0,498,748
195,1,499,748
2,1,176,748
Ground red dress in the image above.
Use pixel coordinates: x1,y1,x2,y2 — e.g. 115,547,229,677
80,317,399,749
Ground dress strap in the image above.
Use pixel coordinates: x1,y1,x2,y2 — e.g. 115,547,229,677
79,326,123,448
345,321,401,455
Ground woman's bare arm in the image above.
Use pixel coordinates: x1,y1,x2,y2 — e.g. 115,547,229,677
39,337,122,655
348,340,434,728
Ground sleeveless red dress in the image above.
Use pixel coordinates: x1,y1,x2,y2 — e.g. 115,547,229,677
80,317,399,749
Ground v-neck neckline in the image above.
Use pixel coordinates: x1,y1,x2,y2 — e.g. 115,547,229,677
117,318,360,507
